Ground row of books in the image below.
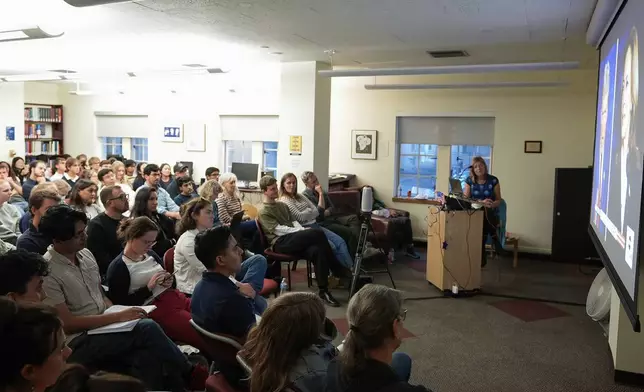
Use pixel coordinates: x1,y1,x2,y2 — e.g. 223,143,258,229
25,123,53,138
24,107,62,123
25,140,62,155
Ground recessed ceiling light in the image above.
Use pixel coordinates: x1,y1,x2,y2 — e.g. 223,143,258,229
127,72,136,77
269,52,283,55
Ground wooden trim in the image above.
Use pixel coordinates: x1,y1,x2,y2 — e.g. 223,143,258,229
392,197,441,205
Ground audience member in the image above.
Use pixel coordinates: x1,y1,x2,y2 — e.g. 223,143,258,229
0,179,22,245
39,204,207,392
76,154,88,169
166,164,191,199
325,284,427,392
110,161,136,201
158,163,173,191
106,216,205,351
87,170,100,186
0,298,71,392
0,250,48,302
22,160,48,202
175,198,267,311
88,157,101,172
12,156,28,184
0,162,27,212
52,179,71,200
135,164,180,219
205,166,220,182
98,168,115,187
258,176,347,307
69,179,104,220
198,179,223,226
280,173,353,269
17,186,60,254
191,225,263,339
63,158,81,189
240,292,337,392
173,176,197,206
131,186,176,258
132,162,146,191
49,157,67,181
100,160,112,169
48,365,146,392
217,172,259,251
124,160,137,187
87,185,129,277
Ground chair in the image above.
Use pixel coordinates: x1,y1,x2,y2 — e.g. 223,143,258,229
206,371,238,392
242,203,259,220
259,278,279,298
255,219,312,289
163,247,175,273
189,319,244,381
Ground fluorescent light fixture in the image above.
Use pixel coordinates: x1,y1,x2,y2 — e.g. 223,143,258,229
364,81,569,90
3,73,62,82
0,26,64,43
319,61,580,77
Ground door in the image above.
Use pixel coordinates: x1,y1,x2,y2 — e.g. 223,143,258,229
551,167,598,262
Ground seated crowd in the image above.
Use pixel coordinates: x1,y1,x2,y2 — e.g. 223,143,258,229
0,153,428,392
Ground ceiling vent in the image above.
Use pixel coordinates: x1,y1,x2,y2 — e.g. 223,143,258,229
49,69,77,74
427,50,469,59
64,0,134,7
182,64,208,68
206,68,224,74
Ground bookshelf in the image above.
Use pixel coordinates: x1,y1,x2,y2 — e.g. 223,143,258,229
24,103,64,163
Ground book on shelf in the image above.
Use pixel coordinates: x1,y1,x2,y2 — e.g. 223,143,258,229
25,140,61,155
87,305,157,335
25,123,53,138
24,106,62,123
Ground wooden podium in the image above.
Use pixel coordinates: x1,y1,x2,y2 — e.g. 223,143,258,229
426,207,483,292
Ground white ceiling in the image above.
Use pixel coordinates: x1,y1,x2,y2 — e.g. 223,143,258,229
0,0,598,77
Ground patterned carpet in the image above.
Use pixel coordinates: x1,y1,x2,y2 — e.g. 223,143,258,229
279,250,639,392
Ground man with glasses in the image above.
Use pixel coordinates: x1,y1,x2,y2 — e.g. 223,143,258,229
135,164,180,220
87,185,129,278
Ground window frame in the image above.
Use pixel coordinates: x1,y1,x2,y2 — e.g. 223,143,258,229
396,143,438,198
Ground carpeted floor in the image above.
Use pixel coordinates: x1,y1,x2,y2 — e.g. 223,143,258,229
280,250,638,392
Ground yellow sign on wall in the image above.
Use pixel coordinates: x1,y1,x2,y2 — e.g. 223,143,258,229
289,135,302,156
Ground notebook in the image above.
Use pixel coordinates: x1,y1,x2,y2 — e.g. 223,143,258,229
87,305,157,335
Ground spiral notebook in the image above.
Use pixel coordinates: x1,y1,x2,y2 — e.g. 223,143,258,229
87,305,157,335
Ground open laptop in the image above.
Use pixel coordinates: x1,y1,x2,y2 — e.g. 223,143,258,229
449,178,464,196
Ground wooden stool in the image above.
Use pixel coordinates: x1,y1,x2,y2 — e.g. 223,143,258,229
505,235,520,268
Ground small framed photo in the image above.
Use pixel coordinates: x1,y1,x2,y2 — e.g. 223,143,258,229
524,140,542,154
162,125,184,143
351,130,378,160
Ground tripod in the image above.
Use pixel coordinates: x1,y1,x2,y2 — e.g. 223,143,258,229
349,212,396,297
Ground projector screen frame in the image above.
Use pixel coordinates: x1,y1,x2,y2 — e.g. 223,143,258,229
589,0,642,332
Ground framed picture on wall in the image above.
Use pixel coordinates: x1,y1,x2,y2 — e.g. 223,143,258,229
186,123,206,152
162,125,184,143
351,129,378,160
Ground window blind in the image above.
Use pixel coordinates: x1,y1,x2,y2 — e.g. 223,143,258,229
220,115,279,142
397,116,495,145
95,114,149,138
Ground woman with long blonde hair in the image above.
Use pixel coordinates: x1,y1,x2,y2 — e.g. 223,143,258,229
217,172,260,252
239,292,336,392
111,160,135,201
198,179,223,226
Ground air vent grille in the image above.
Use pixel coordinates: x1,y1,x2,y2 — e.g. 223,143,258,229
427,50,469,58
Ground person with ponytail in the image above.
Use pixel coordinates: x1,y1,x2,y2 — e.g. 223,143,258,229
325,284,431,392
105,216,205,352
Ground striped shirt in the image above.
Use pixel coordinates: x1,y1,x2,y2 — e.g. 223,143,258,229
216,192,243,225
279,195,319,225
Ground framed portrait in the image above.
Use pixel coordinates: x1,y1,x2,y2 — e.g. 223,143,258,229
524,140,543,154
186,123,206,152
162,125,184,143
351,130,378,160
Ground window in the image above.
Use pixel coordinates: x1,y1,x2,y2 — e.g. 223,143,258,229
99,137,148,161
131,138,149,161
100,137,123,158
224,140,279,173
450,145,492,189
263,141,278,174
398,144,438,198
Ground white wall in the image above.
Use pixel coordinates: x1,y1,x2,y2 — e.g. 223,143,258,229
0,83,25,161
328,70,598,253
25,82,62,105
57,79,280,180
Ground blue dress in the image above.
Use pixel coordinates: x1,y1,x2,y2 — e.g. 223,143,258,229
465,174,499,201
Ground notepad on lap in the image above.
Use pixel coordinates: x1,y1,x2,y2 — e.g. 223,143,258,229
87,305,157,335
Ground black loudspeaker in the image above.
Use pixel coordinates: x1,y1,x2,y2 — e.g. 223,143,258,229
551,167,599,263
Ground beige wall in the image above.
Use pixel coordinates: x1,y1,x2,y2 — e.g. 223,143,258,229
328,70,598,253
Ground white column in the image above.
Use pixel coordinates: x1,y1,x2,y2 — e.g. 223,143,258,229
277,61,331,188
609,271,644,378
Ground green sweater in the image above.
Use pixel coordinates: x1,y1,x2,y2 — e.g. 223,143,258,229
258,202,294,245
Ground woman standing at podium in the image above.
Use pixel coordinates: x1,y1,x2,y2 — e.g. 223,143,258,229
463,156,504,267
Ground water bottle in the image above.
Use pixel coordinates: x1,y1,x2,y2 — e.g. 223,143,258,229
280,278,289,295
388,248,395,264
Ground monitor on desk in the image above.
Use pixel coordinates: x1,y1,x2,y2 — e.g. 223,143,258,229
232,162,259,187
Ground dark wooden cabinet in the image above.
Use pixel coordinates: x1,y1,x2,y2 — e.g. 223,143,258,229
551,167,598,263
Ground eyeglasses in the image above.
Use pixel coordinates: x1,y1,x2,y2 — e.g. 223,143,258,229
107,193,129,202
398,309,407,322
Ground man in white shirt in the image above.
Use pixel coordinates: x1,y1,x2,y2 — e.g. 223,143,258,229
0,180,22,245
49,157,67,181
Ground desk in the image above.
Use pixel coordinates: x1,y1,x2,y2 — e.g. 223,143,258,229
426,207,483,291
